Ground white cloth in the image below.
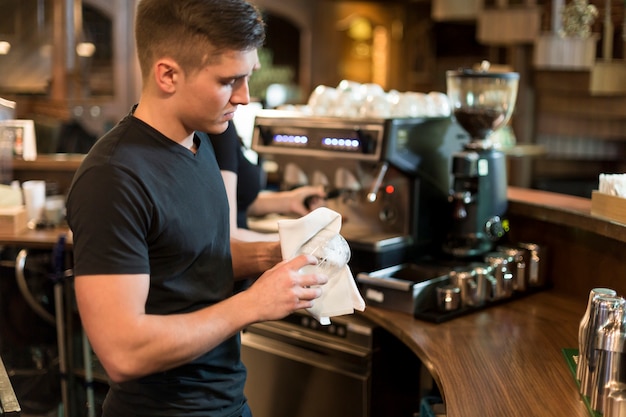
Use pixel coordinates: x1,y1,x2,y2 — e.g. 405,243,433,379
278,207,366,325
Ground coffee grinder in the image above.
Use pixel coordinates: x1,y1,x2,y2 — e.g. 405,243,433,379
443,67,519,257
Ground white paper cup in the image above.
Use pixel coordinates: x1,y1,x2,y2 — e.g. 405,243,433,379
22,180,46,223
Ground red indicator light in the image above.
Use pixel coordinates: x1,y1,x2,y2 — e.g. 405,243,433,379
385,185,395,194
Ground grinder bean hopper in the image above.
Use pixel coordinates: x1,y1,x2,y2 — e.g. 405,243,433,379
443,66,519,257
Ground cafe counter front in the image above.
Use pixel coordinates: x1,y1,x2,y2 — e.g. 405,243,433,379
364,291,586,417
0,186,621,417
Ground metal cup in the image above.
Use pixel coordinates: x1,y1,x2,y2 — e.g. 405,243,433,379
472,264,495,303
606,383,626,417
584,295,626,404
593,351,626,414
436,284,461,312
578,288,618,384
449,268,479,308
497,245,527,292
590,296,626,414
517,242,547,288
484,252,514,300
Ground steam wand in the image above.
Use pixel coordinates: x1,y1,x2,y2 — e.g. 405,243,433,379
367,162,389,203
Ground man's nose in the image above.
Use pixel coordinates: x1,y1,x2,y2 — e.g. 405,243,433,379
231,82,251,106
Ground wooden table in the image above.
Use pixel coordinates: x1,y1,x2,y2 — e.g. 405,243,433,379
0,226,72,249
363,291,589,417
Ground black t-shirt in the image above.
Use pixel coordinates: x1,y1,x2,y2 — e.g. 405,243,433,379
209,121,263,228
66,114,246,417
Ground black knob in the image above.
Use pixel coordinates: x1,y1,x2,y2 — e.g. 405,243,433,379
485,216,505,240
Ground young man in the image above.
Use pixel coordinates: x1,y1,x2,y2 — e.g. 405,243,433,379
65,1,327,416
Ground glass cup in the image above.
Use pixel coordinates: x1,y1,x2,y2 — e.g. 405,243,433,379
296,229,351,277
22,180,46,226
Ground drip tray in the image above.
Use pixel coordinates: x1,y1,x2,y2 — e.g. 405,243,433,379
357,262,547,323
356,263,451,318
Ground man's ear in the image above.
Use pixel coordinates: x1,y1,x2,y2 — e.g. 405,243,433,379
153,58,179,94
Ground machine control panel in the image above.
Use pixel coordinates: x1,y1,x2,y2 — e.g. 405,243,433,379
252,111,384,162
269,129,372,154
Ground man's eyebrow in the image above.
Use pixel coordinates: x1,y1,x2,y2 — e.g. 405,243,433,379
221,72,252,81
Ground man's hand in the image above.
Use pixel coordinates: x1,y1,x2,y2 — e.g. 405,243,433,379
244,254,328,322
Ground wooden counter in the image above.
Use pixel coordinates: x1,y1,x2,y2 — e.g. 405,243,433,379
507,186,626,243
0,227,71,249
363,291,587,417
12,154,84,172
506,186,626,299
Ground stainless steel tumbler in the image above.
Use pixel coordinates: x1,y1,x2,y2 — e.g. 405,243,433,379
590,296,626,414
472,264,495,302
582,294,624,398
578,288,618,385
517,242,546,287
606,383,626,417
436,284,461,312
484,252,514,300
497,245,527,292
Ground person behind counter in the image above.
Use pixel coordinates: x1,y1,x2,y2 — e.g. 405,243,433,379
209,120,326,242
65,1,328,417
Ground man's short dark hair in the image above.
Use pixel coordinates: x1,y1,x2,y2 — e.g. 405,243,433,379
135,0,266,78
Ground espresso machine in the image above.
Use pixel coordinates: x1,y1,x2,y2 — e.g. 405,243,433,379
251,110,466,272
443,69,519,258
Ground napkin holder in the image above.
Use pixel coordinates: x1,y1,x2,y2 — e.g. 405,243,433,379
591,190,626,225
0,206,27,234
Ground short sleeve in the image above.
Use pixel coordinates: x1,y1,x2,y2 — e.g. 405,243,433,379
66,164,152,276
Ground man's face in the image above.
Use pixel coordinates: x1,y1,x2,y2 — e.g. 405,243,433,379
178,49,260,135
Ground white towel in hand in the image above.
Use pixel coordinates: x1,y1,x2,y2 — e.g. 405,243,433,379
278,207,366,325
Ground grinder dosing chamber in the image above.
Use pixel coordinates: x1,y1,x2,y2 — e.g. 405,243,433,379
443,68,519,257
